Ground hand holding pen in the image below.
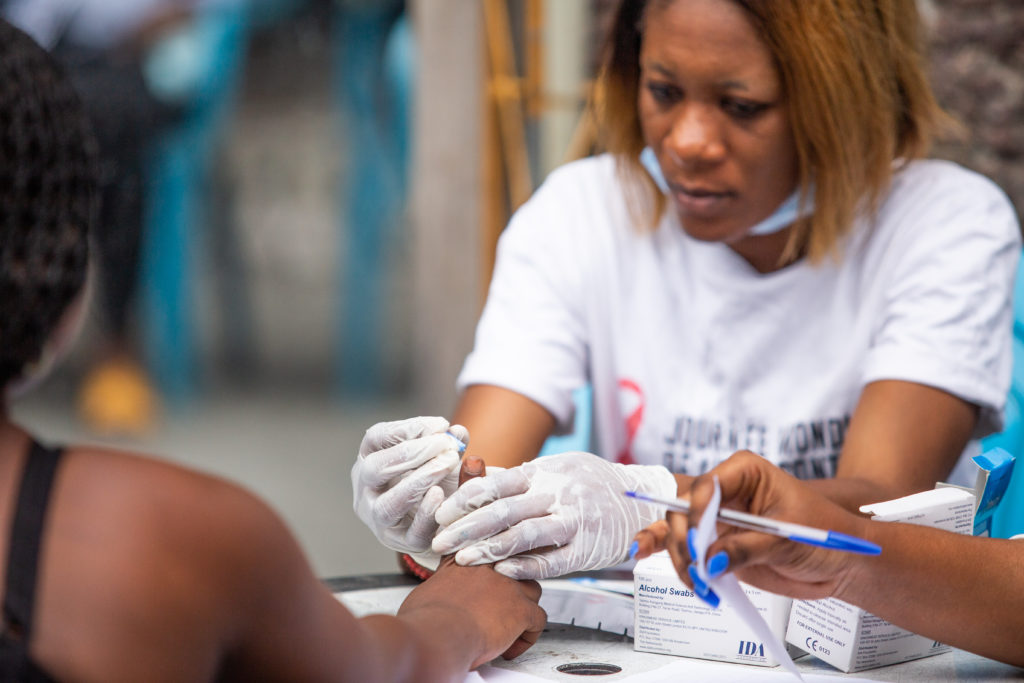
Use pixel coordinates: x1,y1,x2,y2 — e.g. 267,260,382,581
625,490,881,555
632,451,883,607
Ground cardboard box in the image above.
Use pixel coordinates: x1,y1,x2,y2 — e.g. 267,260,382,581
784,486,975,672
633,551,798,666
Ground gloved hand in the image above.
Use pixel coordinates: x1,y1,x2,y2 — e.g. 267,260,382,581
352,416,468,554
432,452,677,579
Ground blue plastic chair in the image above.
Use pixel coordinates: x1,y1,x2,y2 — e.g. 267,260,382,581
139,5,250,403
981,254,1024,538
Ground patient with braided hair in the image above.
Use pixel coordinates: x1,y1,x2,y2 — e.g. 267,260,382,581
0,19,544,683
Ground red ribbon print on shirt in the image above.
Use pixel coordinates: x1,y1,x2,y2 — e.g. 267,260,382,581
616,378,644,465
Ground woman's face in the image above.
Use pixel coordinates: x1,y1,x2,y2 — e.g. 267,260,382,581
638,0,799,251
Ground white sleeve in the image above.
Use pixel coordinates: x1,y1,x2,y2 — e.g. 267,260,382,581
862,166,1022,437
457,170,590,433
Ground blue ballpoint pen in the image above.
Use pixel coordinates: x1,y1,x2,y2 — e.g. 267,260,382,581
624,490,882,555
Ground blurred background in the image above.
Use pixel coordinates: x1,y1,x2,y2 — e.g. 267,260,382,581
7,0,1023,579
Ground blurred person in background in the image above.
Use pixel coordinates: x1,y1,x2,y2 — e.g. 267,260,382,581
0,20,545,681
352,0,1021,581
2,0,231,435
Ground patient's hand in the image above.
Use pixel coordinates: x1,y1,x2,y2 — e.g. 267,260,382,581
405,454,545,667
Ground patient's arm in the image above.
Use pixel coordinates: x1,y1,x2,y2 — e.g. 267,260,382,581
29,446,544,683
204,461,546,681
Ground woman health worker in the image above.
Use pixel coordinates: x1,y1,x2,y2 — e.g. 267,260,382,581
352,0,1022,580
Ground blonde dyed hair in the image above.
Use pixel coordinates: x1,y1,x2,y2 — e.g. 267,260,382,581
594,0,953,264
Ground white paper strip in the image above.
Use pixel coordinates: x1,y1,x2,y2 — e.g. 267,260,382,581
693,476,804,681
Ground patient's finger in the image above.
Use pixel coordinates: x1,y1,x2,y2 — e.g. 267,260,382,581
501,592,547,661
459,455,486,486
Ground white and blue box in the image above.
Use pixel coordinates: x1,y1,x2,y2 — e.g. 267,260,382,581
784,486,975,672
633,551,797,666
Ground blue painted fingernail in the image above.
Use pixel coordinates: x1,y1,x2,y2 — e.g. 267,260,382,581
628,540,639,560
687,528,698,560
687,564,709,596
708,551,729,578
702,587,721,608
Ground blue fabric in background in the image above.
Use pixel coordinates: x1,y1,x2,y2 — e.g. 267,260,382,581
333,0,411,395
981,253,1024,538
140,4,250,402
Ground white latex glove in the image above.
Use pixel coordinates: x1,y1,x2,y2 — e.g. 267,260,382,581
352,416,468,554
432,451,677,579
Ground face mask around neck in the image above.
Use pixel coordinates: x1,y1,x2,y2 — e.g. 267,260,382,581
639,146,813,236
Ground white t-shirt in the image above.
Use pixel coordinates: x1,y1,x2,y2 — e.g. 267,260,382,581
457,155,1022,486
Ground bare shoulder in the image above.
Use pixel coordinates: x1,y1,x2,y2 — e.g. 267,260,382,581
60,445,286,546
33,445,311,681
57,444,306,589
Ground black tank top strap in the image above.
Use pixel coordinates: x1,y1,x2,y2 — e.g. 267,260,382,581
1,438,64,683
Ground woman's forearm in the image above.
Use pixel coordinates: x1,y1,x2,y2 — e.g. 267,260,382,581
804,476,902,512
452,385,556,468
837,523,1024,667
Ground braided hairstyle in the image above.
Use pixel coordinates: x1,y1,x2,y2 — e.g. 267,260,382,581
0,20,97,390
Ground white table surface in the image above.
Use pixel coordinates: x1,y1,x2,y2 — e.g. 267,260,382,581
329,575,1023,682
